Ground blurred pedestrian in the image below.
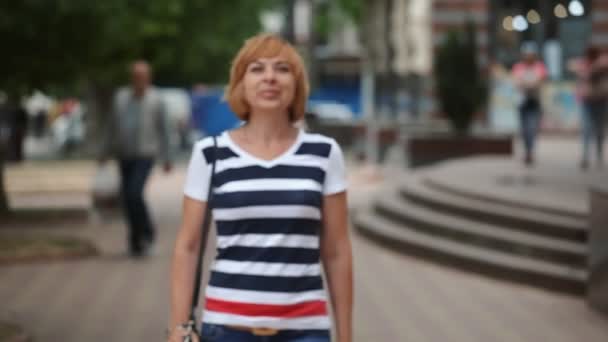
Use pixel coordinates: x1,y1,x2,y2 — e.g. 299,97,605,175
100,60,172,257
569,46,608,169
169,34,353,342
32,109,47,138
512,42,548,166
5,104,28,162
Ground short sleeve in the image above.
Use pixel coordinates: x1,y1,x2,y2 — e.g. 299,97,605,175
183,140,213,202
323,139,347,195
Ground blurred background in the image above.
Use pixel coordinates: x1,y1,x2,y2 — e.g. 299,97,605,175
1,1,607,341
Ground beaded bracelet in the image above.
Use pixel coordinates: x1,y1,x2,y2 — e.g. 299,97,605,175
165,321,195,338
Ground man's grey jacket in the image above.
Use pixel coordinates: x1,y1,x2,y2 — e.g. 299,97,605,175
101,86,171,164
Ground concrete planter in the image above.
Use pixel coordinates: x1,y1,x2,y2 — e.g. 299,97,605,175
588,184,608,315
406,134,513,168
305,119,512,167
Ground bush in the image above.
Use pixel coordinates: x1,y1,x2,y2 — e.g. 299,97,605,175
434,22,487,134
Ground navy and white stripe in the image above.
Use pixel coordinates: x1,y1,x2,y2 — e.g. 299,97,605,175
183,129,346,330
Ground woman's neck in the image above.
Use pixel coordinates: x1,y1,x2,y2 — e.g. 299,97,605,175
243,111,295,143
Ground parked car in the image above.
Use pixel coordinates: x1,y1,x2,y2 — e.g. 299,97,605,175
307,101,354,122
160,88,192,151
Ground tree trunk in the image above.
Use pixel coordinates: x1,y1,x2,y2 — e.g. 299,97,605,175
385,0,397,118
0,100,13,215
0,144,9,215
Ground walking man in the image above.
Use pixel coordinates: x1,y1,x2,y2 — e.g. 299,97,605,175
100,60,172,257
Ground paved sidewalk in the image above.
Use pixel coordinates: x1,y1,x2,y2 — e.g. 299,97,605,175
420,137,607,217
4,160,95,210
1,137,607,341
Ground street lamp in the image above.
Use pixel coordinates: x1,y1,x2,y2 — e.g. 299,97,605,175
513,15,529,32
503,16,514,31
527,9,541,24
554,4,568,19
568,0,585,16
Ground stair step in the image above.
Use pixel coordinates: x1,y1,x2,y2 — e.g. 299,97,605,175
376,194,587,267
425,177,588,220
353,210,587,295
398,178,587,242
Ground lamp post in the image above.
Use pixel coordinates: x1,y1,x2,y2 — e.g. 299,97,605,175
360,0,379,165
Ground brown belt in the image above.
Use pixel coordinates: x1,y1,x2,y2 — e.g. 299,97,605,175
226,325,280,336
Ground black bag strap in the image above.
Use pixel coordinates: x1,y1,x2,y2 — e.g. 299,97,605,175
189,136,217,323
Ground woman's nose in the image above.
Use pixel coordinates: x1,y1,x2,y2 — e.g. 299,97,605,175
262,68,276,82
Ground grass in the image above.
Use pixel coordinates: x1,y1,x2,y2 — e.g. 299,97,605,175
0,321,26,341
0,235,98,264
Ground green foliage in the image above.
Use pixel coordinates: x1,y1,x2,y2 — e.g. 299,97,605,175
314,0,361,45
0,0,279,213
337,0,362,24
0,1,104,97
0,0,279,95
314,2,332,39
434,22,487,134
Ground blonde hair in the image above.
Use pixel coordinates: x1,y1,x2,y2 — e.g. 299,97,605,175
225,34,309,122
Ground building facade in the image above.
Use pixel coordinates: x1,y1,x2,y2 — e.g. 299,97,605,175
365,0,601,123
287,0,605,124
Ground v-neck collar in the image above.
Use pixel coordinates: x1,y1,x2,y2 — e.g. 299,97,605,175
223,129,304,168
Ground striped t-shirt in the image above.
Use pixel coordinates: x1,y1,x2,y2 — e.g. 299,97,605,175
183,129,347,330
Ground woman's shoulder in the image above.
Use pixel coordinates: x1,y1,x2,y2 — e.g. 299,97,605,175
191,134,228,158
193,136,215,149
300,131,343,159
193,132,229,148
301,131,338,146
191,133,232,164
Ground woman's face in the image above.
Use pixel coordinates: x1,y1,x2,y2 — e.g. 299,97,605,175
242,55,296,116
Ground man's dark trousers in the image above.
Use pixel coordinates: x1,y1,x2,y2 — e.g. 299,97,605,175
119,158,155,255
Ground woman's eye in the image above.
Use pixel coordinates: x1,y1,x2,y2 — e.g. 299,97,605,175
277,65,291,73
250,66,263,72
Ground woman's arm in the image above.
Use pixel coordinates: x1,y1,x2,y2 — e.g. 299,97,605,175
320,191,353,342
168,196,207,340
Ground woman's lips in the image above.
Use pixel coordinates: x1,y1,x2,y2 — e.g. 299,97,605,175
259,90,280,98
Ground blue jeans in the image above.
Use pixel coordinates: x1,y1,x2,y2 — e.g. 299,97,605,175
119,158,155,254
519,98,541,156
581,100,606,162
199,323,331,342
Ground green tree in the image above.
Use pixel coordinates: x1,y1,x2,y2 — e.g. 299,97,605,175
434,22,487,134
337,0,363,24
0,0,278,215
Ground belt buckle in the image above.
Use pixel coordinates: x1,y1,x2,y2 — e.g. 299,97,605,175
252,327,279,336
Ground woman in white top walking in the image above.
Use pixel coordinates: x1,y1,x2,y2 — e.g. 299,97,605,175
168,34,353,342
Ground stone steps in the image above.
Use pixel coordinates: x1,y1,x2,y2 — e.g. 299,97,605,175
353,210,587,295
352,175,589,295
399,178,587,242
375,194,586,267
425,177,588,220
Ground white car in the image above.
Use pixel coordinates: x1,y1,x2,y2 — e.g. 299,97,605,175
160,88,192,150
308,101,354,122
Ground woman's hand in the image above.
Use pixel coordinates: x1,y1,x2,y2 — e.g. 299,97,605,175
166,322,198,342
169,197,207,341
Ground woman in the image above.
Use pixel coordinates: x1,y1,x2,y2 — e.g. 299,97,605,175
169,34,353,342
569,46,607,169
511,42,547,167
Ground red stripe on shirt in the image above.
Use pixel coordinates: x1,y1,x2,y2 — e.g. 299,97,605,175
205,297,328,317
